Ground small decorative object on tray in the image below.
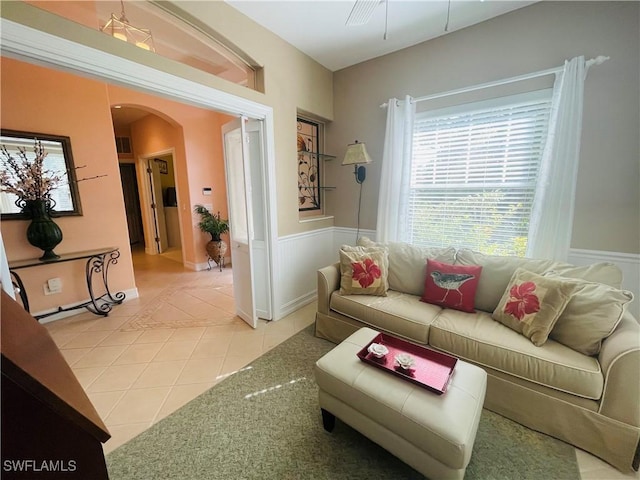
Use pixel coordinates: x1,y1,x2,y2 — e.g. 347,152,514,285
367,343,389,358
357,333,458,395
394,353,415,370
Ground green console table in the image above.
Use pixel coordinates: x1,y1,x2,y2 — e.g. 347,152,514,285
8,247,125,320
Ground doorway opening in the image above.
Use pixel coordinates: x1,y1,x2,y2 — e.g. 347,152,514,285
7,20,279,323
141,151,183,263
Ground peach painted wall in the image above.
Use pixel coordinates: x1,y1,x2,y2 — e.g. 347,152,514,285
1,56,233,315
0,57,136,314
106,85,233,266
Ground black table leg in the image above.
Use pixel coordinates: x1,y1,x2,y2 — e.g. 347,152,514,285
84,252,125,316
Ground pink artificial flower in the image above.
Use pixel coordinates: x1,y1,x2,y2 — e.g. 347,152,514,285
352,258,381,288
504,281,540,321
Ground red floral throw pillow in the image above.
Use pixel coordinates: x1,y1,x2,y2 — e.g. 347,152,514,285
492,268,578,346
339,246,389,296
421,260,482,313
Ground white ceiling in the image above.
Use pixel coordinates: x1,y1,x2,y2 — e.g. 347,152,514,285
225,0,537,71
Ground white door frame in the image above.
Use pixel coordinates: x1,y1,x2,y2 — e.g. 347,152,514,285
1,19,281,319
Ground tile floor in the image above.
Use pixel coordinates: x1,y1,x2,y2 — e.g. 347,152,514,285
43,248,638,479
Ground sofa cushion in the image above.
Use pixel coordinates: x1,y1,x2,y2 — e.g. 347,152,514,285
455,249,563,313
421,260,482,313
358,237,456,296
339,245,389,296
544,273,634,355
545,263,623,289
430,310,604,400
492,269,578,347
330,290,441,344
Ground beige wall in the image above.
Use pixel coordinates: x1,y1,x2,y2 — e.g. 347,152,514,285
1,0,335,237
328,1,639,254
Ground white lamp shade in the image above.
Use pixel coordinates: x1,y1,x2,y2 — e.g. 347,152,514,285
342,142,372,166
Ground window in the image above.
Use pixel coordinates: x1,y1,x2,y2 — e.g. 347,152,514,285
28,1,261,91
408,90,552,256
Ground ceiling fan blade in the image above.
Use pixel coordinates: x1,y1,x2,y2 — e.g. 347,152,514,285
345,0,382,26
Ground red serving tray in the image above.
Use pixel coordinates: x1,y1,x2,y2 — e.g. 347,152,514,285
357,333,458,395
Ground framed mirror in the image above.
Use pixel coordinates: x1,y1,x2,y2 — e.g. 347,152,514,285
0,129,82,219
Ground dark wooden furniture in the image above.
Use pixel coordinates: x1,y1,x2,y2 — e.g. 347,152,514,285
1,291,111,479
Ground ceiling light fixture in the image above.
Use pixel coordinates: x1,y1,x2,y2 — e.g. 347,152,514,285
100,0,155,52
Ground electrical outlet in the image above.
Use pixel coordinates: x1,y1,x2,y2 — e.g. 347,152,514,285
44,278,62,295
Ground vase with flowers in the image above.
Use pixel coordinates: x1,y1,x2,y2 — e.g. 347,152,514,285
0,139,65,260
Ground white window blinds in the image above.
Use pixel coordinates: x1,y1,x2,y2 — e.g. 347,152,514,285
409,90,552,256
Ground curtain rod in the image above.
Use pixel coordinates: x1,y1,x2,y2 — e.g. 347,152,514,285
380,55,609,108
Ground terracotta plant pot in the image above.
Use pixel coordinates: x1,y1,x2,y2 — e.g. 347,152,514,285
206,239,227,264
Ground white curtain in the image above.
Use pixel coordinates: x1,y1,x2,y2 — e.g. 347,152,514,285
527,56,587,261
376,95,415,243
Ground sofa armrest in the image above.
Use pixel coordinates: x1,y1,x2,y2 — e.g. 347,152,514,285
317,263,340,315
598,312,640,426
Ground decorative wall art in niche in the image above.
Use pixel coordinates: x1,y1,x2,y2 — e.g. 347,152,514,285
0,130,83,220
297,118,320,212
297,118,335,214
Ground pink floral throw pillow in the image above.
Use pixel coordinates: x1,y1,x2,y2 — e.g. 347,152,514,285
492,268,578,346
339,246,389,296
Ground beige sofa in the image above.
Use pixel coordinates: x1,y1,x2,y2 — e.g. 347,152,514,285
315,238,640,472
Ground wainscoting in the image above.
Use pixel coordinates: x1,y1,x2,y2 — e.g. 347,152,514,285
275,228,640,319
274,227,372,318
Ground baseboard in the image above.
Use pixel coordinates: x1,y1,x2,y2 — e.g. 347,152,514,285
37,287,139,324
278,291,317,319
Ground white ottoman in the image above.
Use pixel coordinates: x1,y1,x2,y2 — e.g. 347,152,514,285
314,327,487,480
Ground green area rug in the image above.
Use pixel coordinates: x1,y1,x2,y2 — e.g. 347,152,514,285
106,326,579,479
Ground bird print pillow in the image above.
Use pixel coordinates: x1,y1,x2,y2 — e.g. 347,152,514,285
421,259,482,313
339,246,389,296
492,268,579,347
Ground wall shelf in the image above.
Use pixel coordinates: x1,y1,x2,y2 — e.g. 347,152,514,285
298,151,336,161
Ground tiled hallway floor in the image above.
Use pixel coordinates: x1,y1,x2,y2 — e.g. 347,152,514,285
44,248,314,455
43,249,637,479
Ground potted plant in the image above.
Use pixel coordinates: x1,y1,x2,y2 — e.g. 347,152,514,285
194,204,229,268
